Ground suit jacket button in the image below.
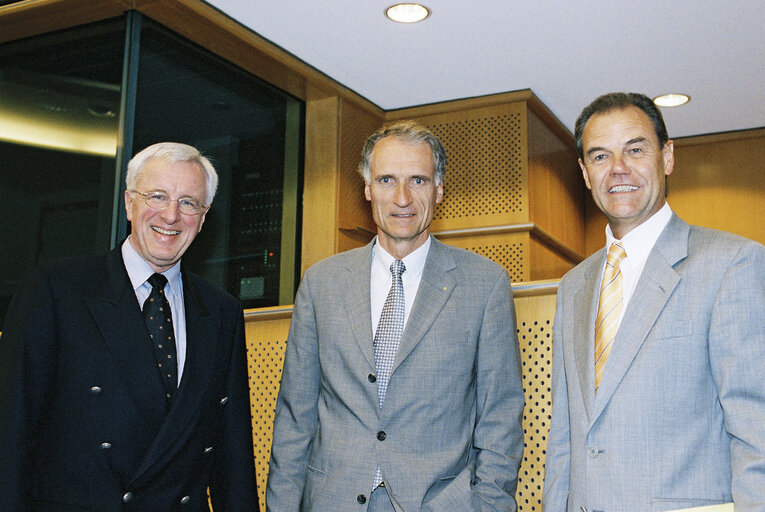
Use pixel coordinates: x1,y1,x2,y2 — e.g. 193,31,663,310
357,494,366,504
100,442,112,450
368,373,376,383
180,495,191,505
377,431,386,441
90,386,102,394
122,492,133,503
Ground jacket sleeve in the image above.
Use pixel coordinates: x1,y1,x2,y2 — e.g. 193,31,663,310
266,273,321,511
708,241,765,510
471,270,525,511
542,285,571,512
0,266,59,511
209,306,260,511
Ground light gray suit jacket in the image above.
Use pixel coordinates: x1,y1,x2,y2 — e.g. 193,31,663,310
543,214,765,511
266,237,524,511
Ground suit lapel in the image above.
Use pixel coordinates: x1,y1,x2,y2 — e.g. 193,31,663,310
132,270,218,483
592,214,689,418
343,242,376,369
570,254,603,421
392,238,456,374
85,248,166,430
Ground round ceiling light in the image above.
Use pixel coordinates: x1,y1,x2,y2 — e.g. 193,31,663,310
653,93,690,107
385,3,430,23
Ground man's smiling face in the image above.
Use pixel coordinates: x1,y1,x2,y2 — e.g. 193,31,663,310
125,158,208,272
579,105,674,239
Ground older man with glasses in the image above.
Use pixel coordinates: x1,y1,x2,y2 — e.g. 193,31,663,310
0,142,260,512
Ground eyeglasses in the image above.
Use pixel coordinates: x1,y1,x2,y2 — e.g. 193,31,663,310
131,191,208,216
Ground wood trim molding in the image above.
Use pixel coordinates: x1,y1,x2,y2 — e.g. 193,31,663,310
511,278,559,297
385,90,535,120
431,223,584,263
0,0,129,43
242,278,560,317
243,304,293,320
673,127,765,147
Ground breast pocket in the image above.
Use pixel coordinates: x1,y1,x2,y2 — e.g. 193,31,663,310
651,498,730,511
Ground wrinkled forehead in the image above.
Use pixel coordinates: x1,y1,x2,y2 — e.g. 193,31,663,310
583,106,658,147
370,138,436,175
138,158,207,192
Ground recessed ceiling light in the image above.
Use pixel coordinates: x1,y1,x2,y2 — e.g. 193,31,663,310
653,93,690,107
386,3,430,23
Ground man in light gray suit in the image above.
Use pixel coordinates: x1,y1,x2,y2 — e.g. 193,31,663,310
543,92,765,511
267,120,524,511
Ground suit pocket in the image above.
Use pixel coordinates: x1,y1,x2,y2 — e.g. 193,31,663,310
656,320,696,340
651,498,729,511
306,464,327,478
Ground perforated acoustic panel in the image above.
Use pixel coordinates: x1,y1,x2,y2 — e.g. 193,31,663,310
414,102,529,231
245,315,291,511
440,231,530,282
513,292,556,512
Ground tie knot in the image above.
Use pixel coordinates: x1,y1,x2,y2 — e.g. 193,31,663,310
390,259,406,277
147,272,168,291
607,242,627,264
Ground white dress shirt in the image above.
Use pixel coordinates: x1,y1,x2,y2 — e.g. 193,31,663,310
122,237,187,384
604,202,673,328
370,236,431,337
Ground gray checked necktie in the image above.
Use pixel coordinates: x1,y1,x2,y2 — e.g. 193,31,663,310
372,259,405,489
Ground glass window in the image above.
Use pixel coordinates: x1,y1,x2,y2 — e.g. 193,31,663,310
129,20,304,309
0,14,304,326
0,20,125,325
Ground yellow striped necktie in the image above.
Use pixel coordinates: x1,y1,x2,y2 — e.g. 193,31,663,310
594,242,627,392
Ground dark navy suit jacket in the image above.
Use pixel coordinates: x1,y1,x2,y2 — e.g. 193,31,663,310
0,246,259,511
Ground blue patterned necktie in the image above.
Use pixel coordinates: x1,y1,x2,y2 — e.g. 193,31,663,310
372,259,406,489
143,273,178,411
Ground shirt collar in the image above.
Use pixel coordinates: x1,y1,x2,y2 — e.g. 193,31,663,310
605,202,673,262
121,236,182,295
372,235,431,280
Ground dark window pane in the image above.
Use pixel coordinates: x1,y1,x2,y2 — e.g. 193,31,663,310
131,21,304,308
0,20,125,326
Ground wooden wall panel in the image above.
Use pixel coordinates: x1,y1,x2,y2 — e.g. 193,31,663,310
671,129,765,244
408,102,530,230
529,237,576,281
387,93,583,282
527,109,584,255
336,100,382,254
438,231,530,283
244,308,292,512
301,97,340,273
513,285,557,512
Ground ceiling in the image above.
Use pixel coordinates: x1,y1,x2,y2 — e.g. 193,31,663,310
205,0,764,139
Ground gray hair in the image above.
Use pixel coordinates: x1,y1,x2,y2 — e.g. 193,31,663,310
126,142,218,206
358,120,447,185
